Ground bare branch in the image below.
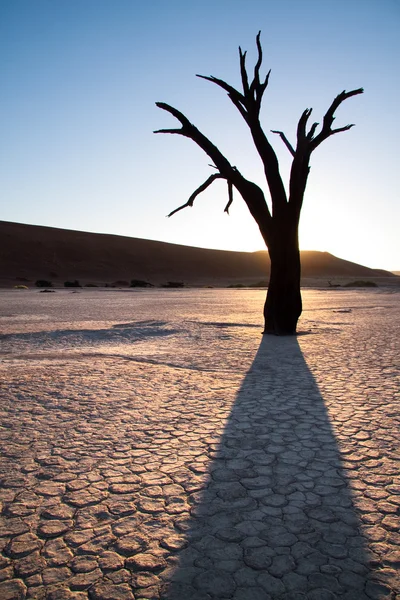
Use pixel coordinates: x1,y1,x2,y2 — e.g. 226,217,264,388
331,124,355,134
198,34,270,118
224,180,234,214
196,74,248,120
167,174,225,217
296,109,312,147
255,69,271,112
239,47,249,95
196,74,245,104
219,35,286,212
155,45,276,232
248,32,271,111
154,128,183,135
155,101,234,177
194,35,286,215
225,94,247,121
323,88,364,131
250,31,263,96
310,88,363,151
306,122,319,140
155,102,193,131
271,130,295,157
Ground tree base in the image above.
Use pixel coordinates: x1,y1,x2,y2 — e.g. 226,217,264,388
262,328,297,336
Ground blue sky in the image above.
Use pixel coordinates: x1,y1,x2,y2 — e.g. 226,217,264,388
1,0,399,270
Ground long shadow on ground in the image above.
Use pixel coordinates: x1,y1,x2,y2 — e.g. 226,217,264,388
162,335,373,600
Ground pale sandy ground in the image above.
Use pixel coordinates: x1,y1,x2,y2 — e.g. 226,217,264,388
0,289,399,600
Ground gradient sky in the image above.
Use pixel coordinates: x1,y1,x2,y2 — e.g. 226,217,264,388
1,0,399,270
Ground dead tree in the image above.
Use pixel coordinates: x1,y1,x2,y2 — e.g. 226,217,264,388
155,33,363,335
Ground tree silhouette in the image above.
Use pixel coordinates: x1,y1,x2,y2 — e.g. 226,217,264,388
155,33,363,335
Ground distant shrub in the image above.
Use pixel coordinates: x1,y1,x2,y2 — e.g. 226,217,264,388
14,284,28,289
344,280,378,288
161,281,184,288
228,283,246,288
113,280,130,287
64,280,81,288
35,279,53,288
85,283,98,287
130,279,154,288
40,289,55,293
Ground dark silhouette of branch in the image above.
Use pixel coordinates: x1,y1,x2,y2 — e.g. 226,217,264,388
250,31,270,110
155,102,233,177
155,102,272,238
224,180,234,214
239,47,249,96
154,103,193,133
271,130,295,157
309,88,364,151
286,87,363,215
196,75,248,122
296,108,313,148
197,33,286,214
306,121,319,141
167,174,225,217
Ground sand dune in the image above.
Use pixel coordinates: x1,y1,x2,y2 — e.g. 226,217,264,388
0,220,397,287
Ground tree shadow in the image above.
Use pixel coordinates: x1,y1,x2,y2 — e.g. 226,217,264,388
162,335,373,599
0,321,178,354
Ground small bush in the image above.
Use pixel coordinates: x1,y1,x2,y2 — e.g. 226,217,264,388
130,279,154,288
35,279,53,288
64,280,81,288
40,289,55,293
85,283,98,287
344,280,378,288
228,283,246,288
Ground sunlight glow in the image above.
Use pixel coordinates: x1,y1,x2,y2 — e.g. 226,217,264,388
1,0,399,270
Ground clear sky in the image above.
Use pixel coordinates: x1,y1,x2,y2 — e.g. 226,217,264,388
1,0,399,270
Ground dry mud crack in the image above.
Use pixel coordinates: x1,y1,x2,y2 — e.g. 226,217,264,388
0,289,399,599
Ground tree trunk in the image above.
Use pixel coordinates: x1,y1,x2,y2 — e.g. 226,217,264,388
263,221,302,335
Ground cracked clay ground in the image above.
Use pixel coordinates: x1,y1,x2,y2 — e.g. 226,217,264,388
0,288,399,600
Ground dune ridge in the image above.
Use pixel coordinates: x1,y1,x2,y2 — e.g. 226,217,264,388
0,220,397,287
